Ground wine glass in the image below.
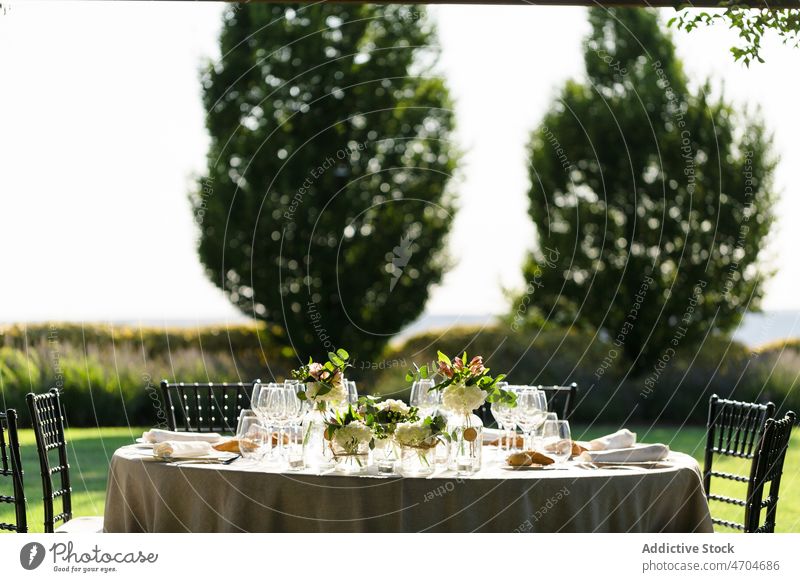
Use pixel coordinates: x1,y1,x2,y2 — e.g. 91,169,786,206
514,388,548,450
283,381,305,470
410,378,439,417
490,384,515,453
345,380,358,405
252,382,280,423
236,410,269,462
541,419,572,463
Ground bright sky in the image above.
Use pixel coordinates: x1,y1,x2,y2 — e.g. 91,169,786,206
1,2,798,323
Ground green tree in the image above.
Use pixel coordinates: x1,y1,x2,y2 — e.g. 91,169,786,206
670,6,800,66
516,8,777,375
192,4,456,365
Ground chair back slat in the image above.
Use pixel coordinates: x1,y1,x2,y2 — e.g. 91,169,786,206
26,389,72,533
159,380,257,434
0,409,27,533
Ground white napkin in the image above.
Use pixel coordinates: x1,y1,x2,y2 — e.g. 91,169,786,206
587,429,636,451
142,429,222,444
579,443,670,463
153,441,214,459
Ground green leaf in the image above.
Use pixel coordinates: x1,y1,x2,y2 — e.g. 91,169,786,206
437,350,451,367
336,348,350,360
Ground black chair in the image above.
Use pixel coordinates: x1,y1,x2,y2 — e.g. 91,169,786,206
743,411,796,532
539,383,579,420
703,394,782,532
0,409,27,533
159,380,258,434
26,389,103,533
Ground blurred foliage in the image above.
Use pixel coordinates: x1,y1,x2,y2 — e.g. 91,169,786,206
670,5,800,66
193,3,457,367
0,323,292,427
515,8,777,375
0,323,796,427
374,324,799,425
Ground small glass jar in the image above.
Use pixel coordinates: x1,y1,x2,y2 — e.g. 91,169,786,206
373,435,397,475
399,445,436,477
331,440,370,474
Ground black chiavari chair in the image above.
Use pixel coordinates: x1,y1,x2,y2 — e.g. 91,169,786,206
742,411,796,533
0,409,27,533
26,389,103,533
539,383,579,420
703,394,782,532
159,380,258,434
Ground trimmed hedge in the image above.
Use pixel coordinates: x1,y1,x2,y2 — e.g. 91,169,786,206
0,323,293,427
372,325,799,425
0,323,796,427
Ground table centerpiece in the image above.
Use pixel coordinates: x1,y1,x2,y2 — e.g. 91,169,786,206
292,349,350,470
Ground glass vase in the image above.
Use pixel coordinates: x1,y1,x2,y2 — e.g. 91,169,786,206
399,444,436,477
447,413,483,475
373,435,397,475
301,407,333,471
331,440,370,474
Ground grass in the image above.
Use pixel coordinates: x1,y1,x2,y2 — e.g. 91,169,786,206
2,425,798,533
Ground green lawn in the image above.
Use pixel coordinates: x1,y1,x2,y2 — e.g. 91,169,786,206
2,425,798,533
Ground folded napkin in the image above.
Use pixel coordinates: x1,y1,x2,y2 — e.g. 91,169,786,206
587,428,636,451
142,429,222,444
579,443,670,463
153,441,214,459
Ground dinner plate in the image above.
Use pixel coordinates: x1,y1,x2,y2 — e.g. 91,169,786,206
501,464,564,471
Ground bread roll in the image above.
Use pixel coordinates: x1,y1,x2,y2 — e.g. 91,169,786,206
526,450,555,466
212,439,240,453
507,452,533,467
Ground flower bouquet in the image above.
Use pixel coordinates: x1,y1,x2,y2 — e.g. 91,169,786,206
324,405,373,473
292,349,350,411
360,397,420,473
292,349,351,470
394,414,449,477
410,351,515,474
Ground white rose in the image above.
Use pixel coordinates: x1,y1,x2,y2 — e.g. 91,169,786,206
441,383,487,415
376,399,411,415
332,421,371,451
394,421,435,448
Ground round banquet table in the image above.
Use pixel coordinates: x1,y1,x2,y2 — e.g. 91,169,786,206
104,445,713,533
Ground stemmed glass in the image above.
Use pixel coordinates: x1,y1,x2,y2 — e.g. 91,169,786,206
514,388,548,450
345,380,358,406
254,383,282,460
283,380,306,469
541,419,572,463
410,378,439,417
490,382,516,454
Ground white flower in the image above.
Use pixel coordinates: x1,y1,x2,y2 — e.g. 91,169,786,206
306,380,347,406
332,421,372,452
441,383,487,415
376,399,411,415
394,421,436,448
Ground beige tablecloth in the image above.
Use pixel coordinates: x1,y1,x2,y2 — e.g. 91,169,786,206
104,446,712,533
